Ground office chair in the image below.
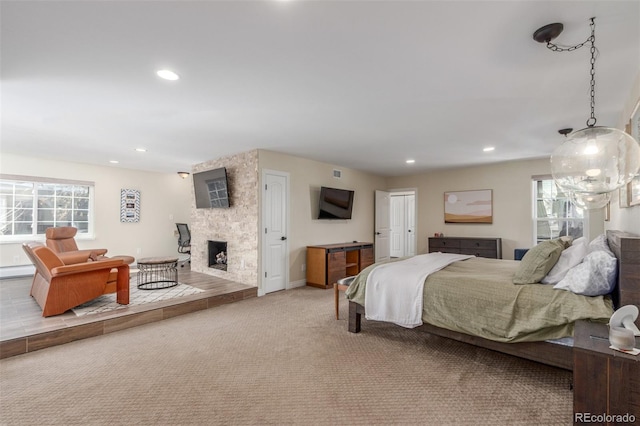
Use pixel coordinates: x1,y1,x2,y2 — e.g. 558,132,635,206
176,223,191,267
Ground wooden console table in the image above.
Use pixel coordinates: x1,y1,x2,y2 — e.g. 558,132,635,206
306,242,374,289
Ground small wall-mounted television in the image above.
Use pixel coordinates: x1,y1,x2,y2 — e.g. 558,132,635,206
193,167,230,209
318,186,354,219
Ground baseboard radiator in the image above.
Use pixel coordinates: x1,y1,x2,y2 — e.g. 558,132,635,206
0,265,35,279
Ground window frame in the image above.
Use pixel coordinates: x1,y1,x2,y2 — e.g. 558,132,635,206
0,174,96,243
531,175,587,245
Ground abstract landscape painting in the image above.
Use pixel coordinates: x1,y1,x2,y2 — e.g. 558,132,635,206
444,189,493,223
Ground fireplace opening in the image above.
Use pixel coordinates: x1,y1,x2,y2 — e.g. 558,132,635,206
208,240,227,271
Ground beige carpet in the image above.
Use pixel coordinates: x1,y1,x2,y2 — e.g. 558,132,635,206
0,287,572,425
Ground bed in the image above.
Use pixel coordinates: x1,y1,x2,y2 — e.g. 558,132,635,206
345,232,640,370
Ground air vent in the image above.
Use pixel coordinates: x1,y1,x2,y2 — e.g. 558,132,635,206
333,169,342,179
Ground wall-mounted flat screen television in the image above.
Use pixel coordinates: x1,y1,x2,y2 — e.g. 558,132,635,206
193,167,230,208
318,186,354,219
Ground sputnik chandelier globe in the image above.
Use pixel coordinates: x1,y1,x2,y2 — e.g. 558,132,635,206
533,18,640,209
569,191,611,210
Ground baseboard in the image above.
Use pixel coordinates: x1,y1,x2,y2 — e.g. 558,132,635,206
288,279,306,289
0,265,35,279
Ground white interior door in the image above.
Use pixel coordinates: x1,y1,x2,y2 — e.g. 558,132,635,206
374,190,391,262
406,194,416,256
262,171,289,294
388,191,417,258
390,195,404,258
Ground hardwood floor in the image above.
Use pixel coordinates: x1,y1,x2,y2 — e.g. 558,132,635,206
0,265,257,359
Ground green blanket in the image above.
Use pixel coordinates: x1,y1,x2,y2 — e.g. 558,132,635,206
345,256,613,342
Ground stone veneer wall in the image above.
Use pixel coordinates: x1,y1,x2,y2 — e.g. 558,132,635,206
190,150,259,287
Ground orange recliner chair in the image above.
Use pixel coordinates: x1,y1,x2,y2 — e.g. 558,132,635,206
22,242,130,317
45,226,134,265
45,226,108,264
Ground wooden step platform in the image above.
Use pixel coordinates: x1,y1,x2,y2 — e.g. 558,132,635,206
0,267,257,359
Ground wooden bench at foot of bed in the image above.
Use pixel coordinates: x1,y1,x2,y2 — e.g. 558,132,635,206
347,236,640,372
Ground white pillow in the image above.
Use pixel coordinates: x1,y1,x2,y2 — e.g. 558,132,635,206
541,237,588,284
588,233,615,257
553,250,617,296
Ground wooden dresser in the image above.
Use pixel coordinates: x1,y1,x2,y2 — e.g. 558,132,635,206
573,320,639,424
428,236,502,259
306,242,374,289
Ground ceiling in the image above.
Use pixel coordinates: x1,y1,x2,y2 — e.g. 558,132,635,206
2,1,639,177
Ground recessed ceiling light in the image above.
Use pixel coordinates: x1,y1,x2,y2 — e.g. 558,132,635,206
483,147,495,152
157,69,179,81
406,159,415,164
135,148,147,152
109,160,119,164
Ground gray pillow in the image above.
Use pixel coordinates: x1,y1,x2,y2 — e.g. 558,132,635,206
513,239,566,284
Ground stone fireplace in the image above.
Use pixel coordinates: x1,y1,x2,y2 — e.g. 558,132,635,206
208,240,228,271
191,150,258,286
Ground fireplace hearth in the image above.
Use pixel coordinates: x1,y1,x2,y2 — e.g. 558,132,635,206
208,240,228,271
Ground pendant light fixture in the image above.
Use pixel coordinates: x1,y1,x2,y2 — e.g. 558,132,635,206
569,191,611,210
534,18,640,197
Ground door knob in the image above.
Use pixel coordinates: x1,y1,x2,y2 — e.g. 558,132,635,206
281,236,287,241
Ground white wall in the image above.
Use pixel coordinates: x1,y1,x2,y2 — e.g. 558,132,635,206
258,150,387,283
606,70,640,235
386,158,606,259
3,135,636,284
0,153,192,269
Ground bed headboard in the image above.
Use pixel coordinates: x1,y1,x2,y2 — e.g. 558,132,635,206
610,233,640,322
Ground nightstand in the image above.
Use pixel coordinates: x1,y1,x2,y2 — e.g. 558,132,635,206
573,320,639,424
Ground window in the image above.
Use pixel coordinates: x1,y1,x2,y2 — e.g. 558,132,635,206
533,177,585,244
0,176,94,241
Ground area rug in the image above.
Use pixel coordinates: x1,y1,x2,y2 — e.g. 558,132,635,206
72,282,205,317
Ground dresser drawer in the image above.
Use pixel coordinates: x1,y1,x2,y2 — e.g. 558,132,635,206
359,247,374,269
459,248,498,258
327,251,346,286
428,238,461,249
430,247,464,255
460,239,497,250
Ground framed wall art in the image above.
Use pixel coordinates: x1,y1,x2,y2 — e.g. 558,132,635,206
623,98,640,208
619,184,630,208
120,189,140,222
629,174,640,207
444,189,493,224
630,97,640,142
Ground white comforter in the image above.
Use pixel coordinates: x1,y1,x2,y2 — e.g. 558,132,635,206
364,252,473,328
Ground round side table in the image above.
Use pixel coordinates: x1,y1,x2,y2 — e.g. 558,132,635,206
136,257,179,290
